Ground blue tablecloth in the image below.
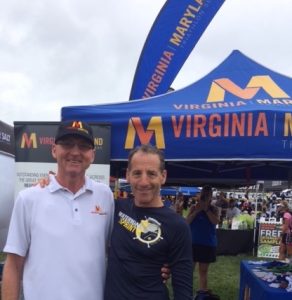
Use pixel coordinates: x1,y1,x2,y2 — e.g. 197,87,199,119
239,260,291,300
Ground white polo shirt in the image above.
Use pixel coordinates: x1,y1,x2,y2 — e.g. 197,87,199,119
4,175,114,300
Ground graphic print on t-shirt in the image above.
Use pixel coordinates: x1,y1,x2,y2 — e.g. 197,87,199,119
118,211,163,248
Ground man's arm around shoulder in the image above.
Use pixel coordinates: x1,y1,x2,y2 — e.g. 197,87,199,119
1,253,25,300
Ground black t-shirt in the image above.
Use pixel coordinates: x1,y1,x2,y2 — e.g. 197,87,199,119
104,199,193,300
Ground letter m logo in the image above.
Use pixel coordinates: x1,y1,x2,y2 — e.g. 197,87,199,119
124,117,165,149
71,121,83,129
207,75,289,102
21,133,37,148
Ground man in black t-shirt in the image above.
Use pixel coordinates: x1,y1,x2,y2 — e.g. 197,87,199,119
104,144,193,300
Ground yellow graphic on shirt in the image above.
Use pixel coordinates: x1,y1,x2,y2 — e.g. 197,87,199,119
118,212,163,248
134,217,163,248
118,212,139,233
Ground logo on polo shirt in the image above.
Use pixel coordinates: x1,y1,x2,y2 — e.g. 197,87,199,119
91,205,107,215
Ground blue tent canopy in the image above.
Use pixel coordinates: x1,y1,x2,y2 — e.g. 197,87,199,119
160,186,201,196
160,187,177,196
179,186,201,196
62,50,292,186
120,185,200,196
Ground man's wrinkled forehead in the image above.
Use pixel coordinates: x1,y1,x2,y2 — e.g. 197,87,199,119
128,151,162,170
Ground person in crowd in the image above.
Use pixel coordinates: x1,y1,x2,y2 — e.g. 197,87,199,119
162,195,173,208
182,196,191,218
268,195,278,218
241,199,251,214
104,144,193,299
259,206,270,219
174,192,185,215
256,201,262,213
186,185,220,298
261,199,268,210
244,192,249,201
215,191,228,226
277,200,292,260
226,198,241,228
2,121,115,300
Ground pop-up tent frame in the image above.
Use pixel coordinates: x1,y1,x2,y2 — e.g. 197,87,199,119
61,50,292,187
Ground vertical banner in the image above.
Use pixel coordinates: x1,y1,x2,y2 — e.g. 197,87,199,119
14,122,111,196
257,219,282,259
129,0,225,100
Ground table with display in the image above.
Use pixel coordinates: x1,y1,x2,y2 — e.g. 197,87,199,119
239,260,291,300
216,229,254,255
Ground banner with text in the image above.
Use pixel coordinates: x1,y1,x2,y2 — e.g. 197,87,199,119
257,220,282,259
14,122,111,196
0,121,14,156
129,0,225,100
63,51,292,162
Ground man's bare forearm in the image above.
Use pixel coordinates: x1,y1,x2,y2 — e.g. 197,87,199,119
1,254,25,300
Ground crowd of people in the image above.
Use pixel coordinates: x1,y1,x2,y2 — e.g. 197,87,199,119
165,189,292,263
1,120,292,299
163,190,292,224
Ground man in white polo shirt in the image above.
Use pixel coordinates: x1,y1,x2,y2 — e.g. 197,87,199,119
1,121,114,300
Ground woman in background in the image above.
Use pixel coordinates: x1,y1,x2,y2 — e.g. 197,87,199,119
278,200,292,260
186,185,220,298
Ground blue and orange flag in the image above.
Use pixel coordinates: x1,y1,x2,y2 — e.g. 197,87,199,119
129,0,225,100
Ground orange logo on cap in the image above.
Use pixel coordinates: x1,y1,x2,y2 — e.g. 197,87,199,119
68,121,89,134
71,121,83,129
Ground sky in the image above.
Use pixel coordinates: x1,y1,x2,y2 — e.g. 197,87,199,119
1,0,292,126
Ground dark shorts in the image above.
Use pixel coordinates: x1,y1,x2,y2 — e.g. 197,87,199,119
282,233,287,244
192,244,217,263
282,233,292,245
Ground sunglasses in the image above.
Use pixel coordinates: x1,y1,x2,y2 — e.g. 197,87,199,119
56,141,94,151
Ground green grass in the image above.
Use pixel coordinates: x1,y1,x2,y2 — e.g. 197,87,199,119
197,255,248,300
168,254,263,300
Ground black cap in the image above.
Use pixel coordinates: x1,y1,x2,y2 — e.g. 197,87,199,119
55,121,94,147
